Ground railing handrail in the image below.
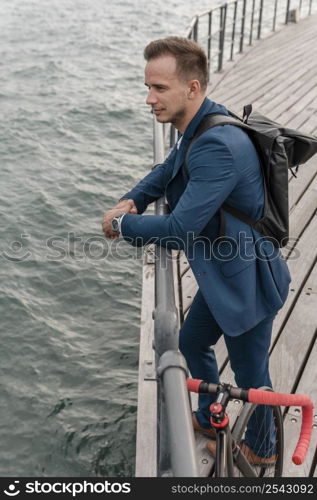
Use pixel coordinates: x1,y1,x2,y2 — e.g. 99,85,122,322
152,118,198,477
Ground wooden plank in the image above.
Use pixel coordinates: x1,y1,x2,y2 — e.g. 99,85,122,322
281,107,313,133
283,319,317,479
217,49,311,108
135,249,157,477
285,175,317,258
212,33,317,109
272,86,317,125
258,69,317,119
172,250,182,330
298,110,317,137
229,55,317,112
278,87,317,134
288,161,317,212
182,272,198,316
210,15,317,120
283,342,317,477
179,255,190,277
270,214,317,339
211,16,317,94
269,261,317,395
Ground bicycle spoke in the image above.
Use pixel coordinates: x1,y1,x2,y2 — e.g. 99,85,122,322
232,400,283,477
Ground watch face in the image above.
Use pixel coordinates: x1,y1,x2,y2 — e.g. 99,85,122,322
111,217,119,232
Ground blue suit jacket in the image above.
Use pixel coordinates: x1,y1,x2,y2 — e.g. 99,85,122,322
120,98,291,336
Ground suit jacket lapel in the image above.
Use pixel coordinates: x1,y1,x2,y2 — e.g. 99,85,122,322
169,137,189,183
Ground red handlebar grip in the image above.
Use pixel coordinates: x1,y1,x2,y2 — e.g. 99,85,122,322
248,389,314,465
292,404,314,465
248,389,312,408
186,378,203,393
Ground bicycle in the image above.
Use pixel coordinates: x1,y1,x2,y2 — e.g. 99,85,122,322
187,378,314,478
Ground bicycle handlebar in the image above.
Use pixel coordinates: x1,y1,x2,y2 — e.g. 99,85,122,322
187,378,314,465
248,388,314,465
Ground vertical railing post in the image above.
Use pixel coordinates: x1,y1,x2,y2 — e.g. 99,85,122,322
249,0,256,45
285,0,291,24
230,1,238,60
239,0,247,53
218,4,227,71
273,0,278,31
257,0,264,39
207,11,212,77
309,0,313,15
157,351,198,477
193,17,198,41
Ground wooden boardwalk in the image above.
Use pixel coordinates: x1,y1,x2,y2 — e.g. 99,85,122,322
136,13,317,477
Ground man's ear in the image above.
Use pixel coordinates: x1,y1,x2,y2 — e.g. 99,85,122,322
187,79,201,98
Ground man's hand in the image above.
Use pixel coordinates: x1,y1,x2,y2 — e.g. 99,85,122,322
115,199,138,214
102,199,137,239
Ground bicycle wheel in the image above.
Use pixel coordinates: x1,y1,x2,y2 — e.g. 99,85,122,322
232,389,284,477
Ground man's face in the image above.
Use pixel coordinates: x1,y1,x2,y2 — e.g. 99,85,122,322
144,54,190,130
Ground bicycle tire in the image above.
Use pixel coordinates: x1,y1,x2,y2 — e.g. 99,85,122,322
232,388,284,477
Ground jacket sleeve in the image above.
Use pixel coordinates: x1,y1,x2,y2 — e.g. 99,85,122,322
120,146,177,214
121,133,240,248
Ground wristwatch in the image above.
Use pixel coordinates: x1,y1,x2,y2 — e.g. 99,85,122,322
111,214,125,233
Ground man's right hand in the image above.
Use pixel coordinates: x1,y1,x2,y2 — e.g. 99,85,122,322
102,198,138,239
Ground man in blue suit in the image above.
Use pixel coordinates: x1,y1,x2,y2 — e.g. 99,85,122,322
102,37,291,465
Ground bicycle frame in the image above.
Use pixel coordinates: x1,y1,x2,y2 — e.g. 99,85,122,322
209,384,262,477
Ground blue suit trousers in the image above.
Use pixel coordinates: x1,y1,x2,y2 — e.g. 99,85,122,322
179,290,275,457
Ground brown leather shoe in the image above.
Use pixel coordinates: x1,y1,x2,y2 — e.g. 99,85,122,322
206,439,217,456
207,440,276,467
240,442,276,466
192,413,216,439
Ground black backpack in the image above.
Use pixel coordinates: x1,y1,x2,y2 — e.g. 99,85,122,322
184,105,317,247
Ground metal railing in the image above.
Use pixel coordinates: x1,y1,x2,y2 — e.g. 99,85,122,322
186,0,316,74
151,119,198,477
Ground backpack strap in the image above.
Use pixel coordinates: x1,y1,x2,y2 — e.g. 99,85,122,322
183,113,250,177
183,113,259,237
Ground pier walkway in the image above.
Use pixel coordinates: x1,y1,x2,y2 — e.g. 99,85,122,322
137,13,317,477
